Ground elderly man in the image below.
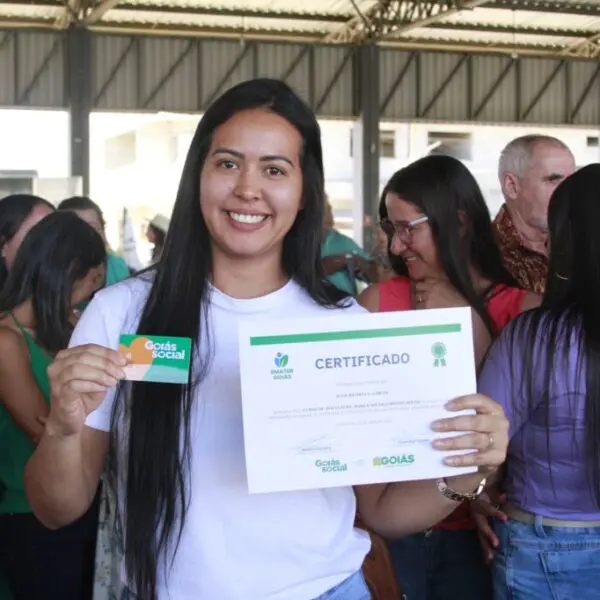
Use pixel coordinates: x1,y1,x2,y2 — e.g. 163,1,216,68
494,135,575,293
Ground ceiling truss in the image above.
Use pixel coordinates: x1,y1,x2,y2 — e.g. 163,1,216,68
0,0,598,60
561,32,600,59
324,0,493,43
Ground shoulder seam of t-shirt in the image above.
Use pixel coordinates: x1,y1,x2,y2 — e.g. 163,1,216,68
94,277,150,319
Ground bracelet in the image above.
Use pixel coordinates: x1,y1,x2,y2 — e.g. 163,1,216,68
435,477,487,502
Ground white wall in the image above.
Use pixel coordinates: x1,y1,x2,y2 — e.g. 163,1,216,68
322,121,599,234
86,114,600,251
0,110,70,178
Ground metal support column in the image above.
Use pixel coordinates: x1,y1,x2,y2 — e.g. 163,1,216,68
67,27,92,195
352,44,380,252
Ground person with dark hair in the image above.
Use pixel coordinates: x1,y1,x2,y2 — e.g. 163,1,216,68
477,163,600,599
58,196,131,286
0,211,106,599
146,213,169,263
0,194,54,290
358,154,539,600
24,79,508,600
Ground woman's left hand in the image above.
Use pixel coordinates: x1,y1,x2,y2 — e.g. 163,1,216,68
430,393,509,473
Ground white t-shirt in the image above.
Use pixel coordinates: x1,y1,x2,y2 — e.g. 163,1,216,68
71,277,371,600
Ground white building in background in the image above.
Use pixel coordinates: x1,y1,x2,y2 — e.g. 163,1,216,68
0,109,596,256
91,114,598,251
320,120,600,243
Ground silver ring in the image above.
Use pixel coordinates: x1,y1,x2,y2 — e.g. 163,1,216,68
486,434,494,450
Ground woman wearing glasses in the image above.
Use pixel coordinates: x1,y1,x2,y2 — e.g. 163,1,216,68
358,154,538,600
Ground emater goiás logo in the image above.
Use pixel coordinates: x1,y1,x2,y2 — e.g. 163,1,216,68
271,352,294,380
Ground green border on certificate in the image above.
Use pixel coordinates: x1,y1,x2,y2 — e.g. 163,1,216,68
250,323,462,346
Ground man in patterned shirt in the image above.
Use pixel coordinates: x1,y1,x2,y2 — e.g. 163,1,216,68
493,135,575,293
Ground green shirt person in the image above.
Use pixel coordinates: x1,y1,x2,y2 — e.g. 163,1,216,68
321,201,375,296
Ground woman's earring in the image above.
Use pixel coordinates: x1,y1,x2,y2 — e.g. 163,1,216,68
555,273,568,281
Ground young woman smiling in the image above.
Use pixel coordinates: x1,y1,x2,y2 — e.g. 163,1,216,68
25,79,509,600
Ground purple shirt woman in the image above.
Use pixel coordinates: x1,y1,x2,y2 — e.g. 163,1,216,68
478,163,600,600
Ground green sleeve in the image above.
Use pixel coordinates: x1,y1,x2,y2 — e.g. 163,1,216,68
323,230,370,259
341,236,370,260
106,253,131,286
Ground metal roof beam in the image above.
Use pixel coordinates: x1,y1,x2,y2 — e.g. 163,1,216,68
55,0,82,28
4,0,600,29
108,3,351,21
561,31,600,59
424,22,597,38
85,22,575,58
84,0,121,25
4,0,600,17
324,0,493,44
0,0,353,21
0,17,596,61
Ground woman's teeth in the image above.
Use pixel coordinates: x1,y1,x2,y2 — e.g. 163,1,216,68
229,212,267,224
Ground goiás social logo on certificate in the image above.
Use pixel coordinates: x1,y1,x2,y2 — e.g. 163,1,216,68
238,306,477,494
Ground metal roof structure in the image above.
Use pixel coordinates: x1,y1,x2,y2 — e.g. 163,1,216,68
0,0,598,59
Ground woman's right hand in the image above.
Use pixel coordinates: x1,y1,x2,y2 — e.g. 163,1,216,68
46,344,127,437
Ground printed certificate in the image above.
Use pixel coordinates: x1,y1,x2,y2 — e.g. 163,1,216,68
238,307,478,494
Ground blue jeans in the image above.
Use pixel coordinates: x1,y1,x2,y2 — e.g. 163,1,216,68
388,529,492,600
121,570,370,599
314,571,371,600
493,518,600,600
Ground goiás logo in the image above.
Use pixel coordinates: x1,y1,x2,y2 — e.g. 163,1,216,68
373,454,415,467
271,352,294,380
314,459,348,473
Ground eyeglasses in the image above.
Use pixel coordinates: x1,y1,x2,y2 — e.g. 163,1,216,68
379,215,429,241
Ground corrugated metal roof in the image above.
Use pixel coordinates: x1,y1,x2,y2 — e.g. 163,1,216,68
123,0,373,13
100,11,336,34
405,27,579,48
0,0,598,58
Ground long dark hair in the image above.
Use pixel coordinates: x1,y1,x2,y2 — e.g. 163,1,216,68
0,211,106,352
506,163,600,507
379,154,517,335
111,77,346,599
0,194,55,289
